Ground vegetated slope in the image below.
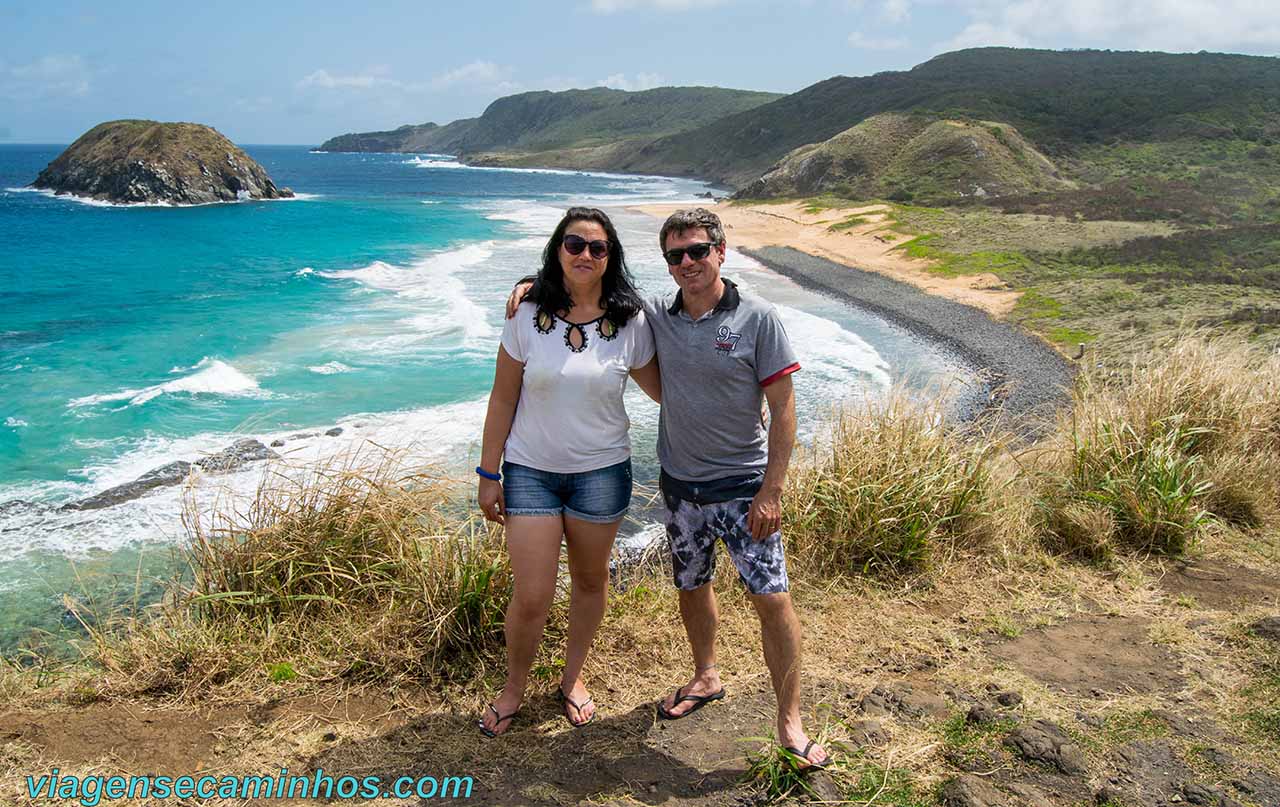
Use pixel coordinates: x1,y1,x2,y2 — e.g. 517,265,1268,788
317,86,782,156
740,113,1074,202
32,120,293,205
619,48,1280,190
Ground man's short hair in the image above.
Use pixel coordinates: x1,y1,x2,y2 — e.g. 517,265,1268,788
659,208,725,250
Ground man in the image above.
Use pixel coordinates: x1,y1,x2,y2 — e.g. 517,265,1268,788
507,208,828,769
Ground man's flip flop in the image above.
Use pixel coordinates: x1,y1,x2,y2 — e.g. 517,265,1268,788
656,686,726,720
781,739,830,771
558,687,595,728
477,703,519,738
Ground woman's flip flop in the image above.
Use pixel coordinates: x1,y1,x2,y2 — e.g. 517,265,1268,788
477,703,519,738
558,687,595,727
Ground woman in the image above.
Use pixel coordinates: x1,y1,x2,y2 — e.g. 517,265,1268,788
476,207,660,737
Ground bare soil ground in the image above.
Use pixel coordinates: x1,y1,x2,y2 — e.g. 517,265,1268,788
3,540,1278,807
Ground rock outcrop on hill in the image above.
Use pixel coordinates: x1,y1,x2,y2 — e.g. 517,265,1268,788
738,113,1074,201
32,120,293,205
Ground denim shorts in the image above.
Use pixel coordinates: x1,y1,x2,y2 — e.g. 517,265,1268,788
502,459,632,523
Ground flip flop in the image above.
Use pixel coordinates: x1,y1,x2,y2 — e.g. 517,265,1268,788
557,687,595,728
781,739,830,771
477,703,519,738
656,685,726,720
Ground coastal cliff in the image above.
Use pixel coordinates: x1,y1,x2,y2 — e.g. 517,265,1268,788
32,120,294,205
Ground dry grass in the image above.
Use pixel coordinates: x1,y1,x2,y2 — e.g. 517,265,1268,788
1034,334,1280,559
69,452,513,701
784,393,1002,577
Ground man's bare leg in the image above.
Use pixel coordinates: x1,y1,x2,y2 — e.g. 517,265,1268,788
750,591,828,766
660,582,723,716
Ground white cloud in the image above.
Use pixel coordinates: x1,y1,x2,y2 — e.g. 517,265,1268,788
936,0,1280,53
0,54,91,100
590,0,729,12
430,60,506,90
848,31,910,50
297,68,397,90
879,0,911,23
596,72,665,90
296,61,517,96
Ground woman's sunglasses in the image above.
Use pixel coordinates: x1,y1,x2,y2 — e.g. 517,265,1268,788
563,234,610,260
663,242,717,266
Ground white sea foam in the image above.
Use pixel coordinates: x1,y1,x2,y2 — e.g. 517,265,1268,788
6,186,319,208
5,418,28,428
69,358,263,408
318,245,496,351
308,361,353,375
295,266,315,277
0,397,494,561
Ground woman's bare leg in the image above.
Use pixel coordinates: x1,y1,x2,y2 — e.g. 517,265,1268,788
559,515,622,724
480,515,563,735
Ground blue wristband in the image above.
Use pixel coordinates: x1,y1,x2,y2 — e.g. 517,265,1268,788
476,466,501,482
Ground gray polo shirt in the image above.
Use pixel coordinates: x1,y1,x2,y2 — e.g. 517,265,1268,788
645,279,800,485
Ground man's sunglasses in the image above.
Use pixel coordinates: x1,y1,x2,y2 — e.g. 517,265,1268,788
663,242,717,266
562,234,610,260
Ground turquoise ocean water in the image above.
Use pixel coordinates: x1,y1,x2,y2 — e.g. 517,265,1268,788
0,145,971,650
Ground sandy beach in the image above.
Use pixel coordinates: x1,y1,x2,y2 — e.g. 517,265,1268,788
629,200,1074,430
629,201,1022,318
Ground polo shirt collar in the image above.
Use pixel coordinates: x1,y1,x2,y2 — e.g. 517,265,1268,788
667,278,741,316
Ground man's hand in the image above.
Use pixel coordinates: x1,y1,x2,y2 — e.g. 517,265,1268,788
747,484,782,541
505,282,534,319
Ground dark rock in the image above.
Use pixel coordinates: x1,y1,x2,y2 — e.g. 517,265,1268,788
994,691,1023,708
194,439,278,473
861,683,950,720
1111,740,1197,805
288,432,317,440
63,461,193,510
860,689,891,717
967,704,998,725
938,774,1011,807
1094,785,1122,804
1234,769,1280,804
270,439,285,447
1004,783,1052,807
1004,719,1086,774
325,427,344,437
1251,615,1280,644
32,120,294,205
1180,782,1219,805
849,718,888,747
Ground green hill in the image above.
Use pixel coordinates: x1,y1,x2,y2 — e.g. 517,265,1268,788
317,86,782,158
740,113,1074,202
616,48,1280,191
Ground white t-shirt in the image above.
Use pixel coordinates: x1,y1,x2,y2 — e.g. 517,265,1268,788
500,301,656,473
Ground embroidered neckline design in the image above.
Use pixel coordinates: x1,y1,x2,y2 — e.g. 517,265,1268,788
533,308,619,353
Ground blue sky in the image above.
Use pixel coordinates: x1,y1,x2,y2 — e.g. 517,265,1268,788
2,0,1279,144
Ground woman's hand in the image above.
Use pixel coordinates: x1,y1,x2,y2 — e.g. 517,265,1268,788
478,477,505,524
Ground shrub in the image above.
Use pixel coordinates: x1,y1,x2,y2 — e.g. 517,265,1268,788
783,395,995,576
82,452,511,697
1036,334,1280,558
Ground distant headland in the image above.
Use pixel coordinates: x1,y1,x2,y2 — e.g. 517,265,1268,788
31,120,293,206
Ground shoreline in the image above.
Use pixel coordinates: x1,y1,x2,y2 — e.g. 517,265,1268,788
629,201,1075,432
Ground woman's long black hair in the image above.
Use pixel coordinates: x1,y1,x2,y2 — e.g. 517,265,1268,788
530,207,643,327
